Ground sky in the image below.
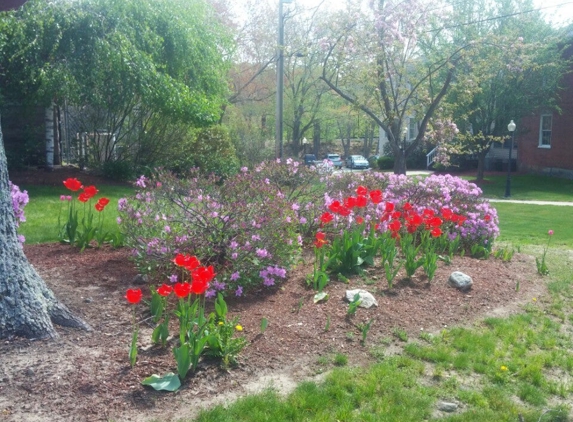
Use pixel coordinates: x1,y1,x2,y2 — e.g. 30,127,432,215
290,0,573,28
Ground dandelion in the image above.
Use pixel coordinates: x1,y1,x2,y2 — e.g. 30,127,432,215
500,365,508,372
235,325,243,331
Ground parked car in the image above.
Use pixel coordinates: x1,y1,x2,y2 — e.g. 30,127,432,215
303,154,318,166
346,155,370,169
324,153,343,169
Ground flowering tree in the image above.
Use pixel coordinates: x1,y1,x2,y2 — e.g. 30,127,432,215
319,0,468,174
0,118,91,339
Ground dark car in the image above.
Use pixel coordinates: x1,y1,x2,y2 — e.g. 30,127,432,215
324,153,343,169
303,154,318,166
346,155,370,169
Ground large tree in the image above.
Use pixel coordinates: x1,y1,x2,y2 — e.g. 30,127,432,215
0,117,90,339
320,0,468,174
0,0,230,171
443,0,567,180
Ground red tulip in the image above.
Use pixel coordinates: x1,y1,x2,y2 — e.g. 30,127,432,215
356,185,368,196
63,178,82,191
388,219,401,232
78,193,90,203
344,197,357,209
328,200,342,214
369,190,383,204
125,289,142,304
190,278,209,295
355,195,367,208
402,202,412,211
314,232,327,249
173,254,200,270
192,265,216,284
98,197,110,206
95,203,105,212
320,212,334,224
385,202,395,213
173,282,191,298
157,284,173,297
356,216,364,225
83,185,98,199
431,227,442,237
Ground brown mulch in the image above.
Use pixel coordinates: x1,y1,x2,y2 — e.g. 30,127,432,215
0,243,545,422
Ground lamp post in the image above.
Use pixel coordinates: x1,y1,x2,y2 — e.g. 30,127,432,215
504,120,516,198
275,0,292,159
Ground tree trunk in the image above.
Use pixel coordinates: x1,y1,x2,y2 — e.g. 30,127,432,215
0,115,91,340
476,150,488,182
312,121,320,157
393,148,407,174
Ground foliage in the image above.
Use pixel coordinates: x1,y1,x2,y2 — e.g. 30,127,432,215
0,0,231,168
58,178,113,251
9,181,29,243
536,230,553,275
126,256,247,381
188,126,240,178
118,168,301,295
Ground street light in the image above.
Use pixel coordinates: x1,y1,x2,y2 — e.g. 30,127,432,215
504,120,516,198
275,0,293,159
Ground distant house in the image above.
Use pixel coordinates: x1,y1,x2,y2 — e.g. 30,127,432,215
513,42,573,179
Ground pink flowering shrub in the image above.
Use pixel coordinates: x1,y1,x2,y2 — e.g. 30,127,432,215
314,172,499,250
9,181,29,243
118,168,301,295
248,158,326,239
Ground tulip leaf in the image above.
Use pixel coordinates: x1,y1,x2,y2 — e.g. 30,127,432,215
313,291,329,303
141,372,181,391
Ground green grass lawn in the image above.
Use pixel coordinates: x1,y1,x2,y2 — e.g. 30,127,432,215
465,174,573,201
18,184,133,244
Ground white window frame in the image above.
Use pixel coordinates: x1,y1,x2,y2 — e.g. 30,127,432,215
539,114,552,148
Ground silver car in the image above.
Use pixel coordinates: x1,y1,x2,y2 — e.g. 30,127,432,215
346,155,370,169
325,153,343,169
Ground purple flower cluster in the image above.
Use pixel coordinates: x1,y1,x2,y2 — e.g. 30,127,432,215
118,167,301,295
9,181,29,243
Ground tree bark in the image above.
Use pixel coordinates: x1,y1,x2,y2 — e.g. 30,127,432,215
45,104,55,171
0,115,91,339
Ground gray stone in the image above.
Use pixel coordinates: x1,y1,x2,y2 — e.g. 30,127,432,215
132,274,149,285
437,401,458,412
448,271,473,291
345,289,378,308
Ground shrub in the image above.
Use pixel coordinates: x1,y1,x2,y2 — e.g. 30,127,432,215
118,167,301,295
190,126,240,178
101,160,135,181
377,156,394,170
319,173,499,250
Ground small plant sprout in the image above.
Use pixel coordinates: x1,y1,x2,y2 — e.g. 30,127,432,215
392,327,408,342
347,293,362,316
324,315,331,332
260,317,268,334
536,229,553,275
358,319,375,345
334,353,348,366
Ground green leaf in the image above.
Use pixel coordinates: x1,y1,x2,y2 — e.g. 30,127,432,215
141,373,181,391
313,291,329,303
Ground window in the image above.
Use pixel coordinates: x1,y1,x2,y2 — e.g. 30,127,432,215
539,114,552,148
408,118,418,140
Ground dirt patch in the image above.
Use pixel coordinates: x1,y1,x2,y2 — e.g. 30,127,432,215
0,242,545,422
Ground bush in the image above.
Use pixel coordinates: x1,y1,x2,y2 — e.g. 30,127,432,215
377,156,394,170
190,126,240,178
118,167,301,295
101,160,135,181
320,172,499,250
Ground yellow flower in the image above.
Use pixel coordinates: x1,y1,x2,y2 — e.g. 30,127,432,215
235,324,243,331
218,321,224,326
532,298,537,302
500,365,508,372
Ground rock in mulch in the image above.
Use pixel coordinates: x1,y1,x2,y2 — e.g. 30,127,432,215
448,271,473,292
345,289,378,308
